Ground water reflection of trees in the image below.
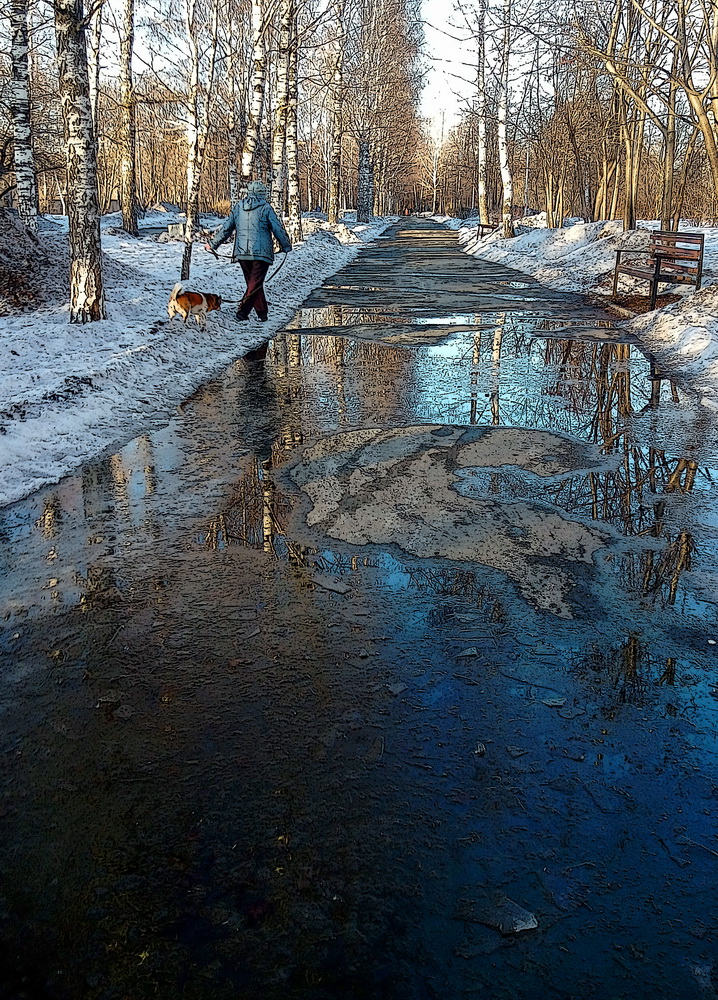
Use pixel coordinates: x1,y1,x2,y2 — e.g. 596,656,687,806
203,457,295,554
572,633,680,704
201,327,709,610
407,566,507,622
468,327,708,606
268,330,416,428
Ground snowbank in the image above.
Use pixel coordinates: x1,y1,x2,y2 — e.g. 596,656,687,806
0,215,394,508
437,213,718,298
625,286,718,409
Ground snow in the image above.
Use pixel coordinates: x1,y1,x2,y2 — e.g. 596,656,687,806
435,213,718,409
0,213,394,509
437,213,718,298
625,286,718,409
450,216,650,294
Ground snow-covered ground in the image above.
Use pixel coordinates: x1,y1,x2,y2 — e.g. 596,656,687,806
436,212,718,297
435,213,718,410
0,212,393,509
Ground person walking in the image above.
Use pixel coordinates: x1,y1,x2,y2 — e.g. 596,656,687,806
205,180,292,322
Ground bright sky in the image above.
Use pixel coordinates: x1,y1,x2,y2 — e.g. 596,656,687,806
421,0,476,138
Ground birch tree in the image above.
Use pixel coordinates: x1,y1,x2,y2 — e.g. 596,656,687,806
240,0,267,187
86,3,101,140
54,0,105,322
119,0,139,235
270,0,291,210
286,0,302,241
327,0,345,224
9,0,38,232
497,0,514,237
225,43,241,204
180,0,219,280
475,0,489,224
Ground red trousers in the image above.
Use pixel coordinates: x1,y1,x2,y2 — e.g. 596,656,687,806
238,260,270,318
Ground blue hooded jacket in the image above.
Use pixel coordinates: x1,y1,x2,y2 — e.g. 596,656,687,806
210,193,292,263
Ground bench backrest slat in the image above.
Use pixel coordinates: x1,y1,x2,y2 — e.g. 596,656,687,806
651,231,704,247
651,247,703,260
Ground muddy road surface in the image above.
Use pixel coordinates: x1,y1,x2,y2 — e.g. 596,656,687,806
2,220,718,999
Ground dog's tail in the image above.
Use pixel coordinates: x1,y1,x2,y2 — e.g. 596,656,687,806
169,282,182,302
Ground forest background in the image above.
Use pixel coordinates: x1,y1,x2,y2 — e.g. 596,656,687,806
2,0,718,320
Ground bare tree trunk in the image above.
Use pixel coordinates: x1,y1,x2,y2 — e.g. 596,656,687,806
227,48,240,204
673,125,700,227
54,0,105,322
621,100,636,229
119,0,138,234
497,0,514,238
181,0,218,280
661,71,677,229
240,0,266,188
270,0,291,211
86,2,101,142
327,0,345,225
476,0,489,224
286,3,302,243
357,138,373,222
10,0,37,232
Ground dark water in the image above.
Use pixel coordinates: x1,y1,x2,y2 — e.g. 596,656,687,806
2,222,718,999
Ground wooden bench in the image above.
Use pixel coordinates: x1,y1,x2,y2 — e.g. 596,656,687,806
476,222,499,238
612,230,704,309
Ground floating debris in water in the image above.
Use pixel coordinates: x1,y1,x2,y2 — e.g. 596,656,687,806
456,893,539,934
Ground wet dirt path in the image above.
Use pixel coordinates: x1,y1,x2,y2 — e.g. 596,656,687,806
2,219,718,999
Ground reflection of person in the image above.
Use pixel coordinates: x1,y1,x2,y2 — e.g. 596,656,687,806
205,180,292,322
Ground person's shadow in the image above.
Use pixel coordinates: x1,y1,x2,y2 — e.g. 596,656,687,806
242,340,269,363
237,341,278,465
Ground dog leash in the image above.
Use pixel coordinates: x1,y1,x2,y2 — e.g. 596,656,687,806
201,247,289,302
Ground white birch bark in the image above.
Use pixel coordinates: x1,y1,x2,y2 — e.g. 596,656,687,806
54,0,105,322
240,0,266,188
181,0,201,279
270,0,291,211
119,0,138,235
227,47,240,204
475,0,489,225
327,0,345,225
86,2,101,143
498,0,514,238
181,0,219,280
10,0,38,233
286,3,302,242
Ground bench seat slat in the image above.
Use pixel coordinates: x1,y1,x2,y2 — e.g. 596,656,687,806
617,264,699,280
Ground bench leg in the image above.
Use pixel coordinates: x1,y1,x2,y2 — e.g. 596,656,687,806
612,267,620,300
649,279,658,310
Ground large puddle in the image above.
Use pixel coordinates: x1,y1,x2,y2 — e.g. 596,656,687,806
2,221,718,998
